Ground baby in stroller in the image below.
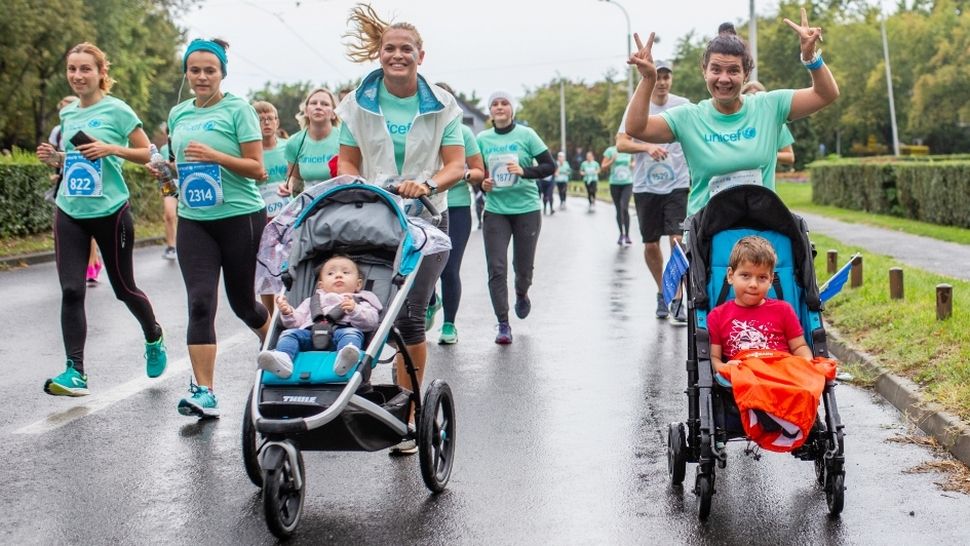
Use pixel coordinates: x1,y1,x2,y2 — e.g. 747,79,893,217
257,255,382,379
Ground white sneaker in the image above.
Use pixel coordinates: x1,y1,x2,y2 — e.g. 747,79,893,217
333,345,361,376
389,423,418,456
257,350,293,379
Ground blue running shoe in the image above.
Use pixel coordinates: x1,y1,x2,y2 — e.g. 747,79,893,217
514,294,531,319
495,322,513,345
177,381,220,418
44,360,89,397
145,331,167,378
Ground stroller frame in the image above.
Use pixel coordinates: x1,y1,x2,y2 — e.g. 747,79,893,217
668,185,846,520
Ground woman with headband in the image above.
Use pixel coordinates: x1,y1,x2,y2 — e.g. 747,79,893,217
336,3,465,454
156,38,270,418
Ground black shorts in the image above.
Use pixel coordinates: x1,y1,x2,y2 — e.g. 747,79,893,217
634,188,688,243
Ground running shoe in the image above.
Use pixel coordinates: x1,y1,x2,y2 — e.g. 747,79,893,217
44,360,89,397
425,294,442,331
177,382,220,418
438,322,458,345
655,293,670,319
333,345,361,376
616,235,624,246
495,322,513,345
389,424,418,456
623,235,633,246
514,294,531,319
86,264,100,285
145,331,168,378
257,350,293,379
559,202,566,211
670,298,688,324
162,246,177,260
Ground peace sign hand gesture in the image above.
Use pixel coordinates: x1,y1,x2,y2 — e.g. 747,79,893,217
783,7,823,61
627,32,657,80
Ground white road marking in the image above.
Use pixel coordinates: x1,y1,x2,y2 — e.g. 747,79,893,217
15,331,254,435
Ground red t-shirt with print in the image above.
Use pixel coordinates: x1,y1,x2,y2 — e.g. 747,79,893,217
707,299,804,359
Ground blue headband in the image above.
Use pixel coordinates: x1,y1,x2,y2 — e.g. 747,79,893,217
183,39,228,76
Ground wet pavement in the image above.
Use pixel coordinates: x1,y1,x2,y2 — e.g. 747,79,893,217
3,197,970,545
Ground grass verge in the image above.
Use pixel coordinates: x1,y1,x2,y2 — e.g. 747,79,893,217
0,220,167,263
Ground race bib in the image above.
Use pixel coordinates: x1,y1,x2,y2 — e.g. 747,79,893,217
709,169,763,196
613,165,632,182
259,182,290,218
62,152,103,197
488,153,519,188
177,162,223,209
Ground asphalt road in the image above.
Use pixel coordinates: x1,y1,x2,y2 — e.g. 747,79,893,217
3,197,970,545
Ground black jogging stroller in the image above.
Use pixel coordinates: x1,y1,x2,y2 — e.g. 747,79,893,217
241,178,457,538
666,184,846,520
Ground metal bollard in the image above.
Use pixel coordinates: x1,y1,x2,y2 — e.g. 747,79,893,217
827,250,838,274
889,268,904,300
850,255,863,288
937,284,953,320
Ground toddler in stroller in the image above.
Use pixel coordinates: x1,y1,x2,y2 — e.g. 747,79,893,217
257,255,382,379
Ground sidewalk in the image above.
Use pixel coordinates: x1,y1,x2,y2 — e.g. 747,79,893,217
798,211,970,281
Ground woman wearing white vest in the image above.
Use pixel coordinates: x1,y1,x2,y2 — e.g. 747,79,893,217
336,3,465,455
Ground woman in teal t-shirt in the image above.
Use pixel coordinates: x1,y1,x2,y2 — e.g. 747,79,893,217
157,38,271,418
742,81,796,167
601,145,634,244
34,42,165,397
580,151,601,211
625,15,838,216
282,88,341,195
477,90,556,344
252,100,290,315
554,151,571,210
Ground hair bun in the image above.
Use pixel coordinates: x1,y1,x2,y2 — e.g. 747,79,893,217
718,22,737,36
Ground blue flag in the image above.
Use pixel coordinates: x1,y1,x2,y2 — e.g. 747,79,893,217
819,253,859,303
662,241,690,306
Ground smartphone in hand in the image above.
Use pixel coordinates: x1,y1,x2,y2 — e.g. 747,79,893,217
69,130,94,148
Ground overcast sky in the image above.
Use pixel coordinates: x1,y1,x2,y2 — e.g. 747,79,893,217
177,0,894,106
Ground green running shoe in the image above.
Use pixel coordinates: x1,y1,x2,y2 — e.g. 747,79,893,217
44,360,89,397
438,322,458,345
145,331,167,378
425,294,442,331
177,381,220,418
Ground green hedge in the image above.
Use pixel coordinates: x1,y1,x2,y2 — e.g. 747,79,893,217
0,161,164,238
809,157,970,228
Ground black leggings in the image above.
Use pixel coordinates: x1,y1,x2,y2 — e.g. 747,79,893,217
54,204,160,372
556,182,568,204
610,184,633,236
483,210,541,322
177,211,269,345
585,181,598,204
538,179,555,208
440,207,471,323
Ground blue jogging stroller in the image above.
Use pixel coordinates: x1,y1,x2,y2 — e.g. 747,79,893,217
667,184,846,520
241,178,456,538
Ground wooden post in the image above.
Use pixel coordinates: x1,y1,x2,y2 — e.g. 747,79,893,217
937,284,953,320
850,255,863,288
827,250,838,274
889,268,904,300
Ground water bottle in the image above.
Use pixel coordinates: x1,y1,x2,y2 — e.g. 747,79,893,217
149,144,178,197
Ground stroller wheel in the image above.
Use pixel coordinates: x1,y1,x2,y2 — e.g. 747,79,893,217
826,472,845,516
667,423,687,486
241,389,263,487
262,446,306,539
696,473,714,520
419,379,456,493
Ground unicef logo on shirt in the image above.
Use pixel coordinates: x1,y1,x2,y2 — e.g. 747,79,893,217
203,121,216,131
742,127,757,139
87,119,102,128
703,127,758,143
508,144,519,152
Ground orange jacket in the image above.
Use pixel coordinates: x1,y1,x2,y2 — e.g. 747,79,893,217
718,349,837,453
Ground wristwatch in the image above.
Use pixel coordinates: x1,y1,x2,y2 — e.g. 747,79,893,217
422,178,438,195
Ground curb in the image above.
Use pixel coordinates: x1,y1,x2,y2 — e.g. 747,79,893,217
0,236,166,269
827,326,970,468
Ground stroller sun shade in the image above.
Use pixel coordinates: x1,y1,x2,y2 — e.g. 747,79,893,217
685,185,821,312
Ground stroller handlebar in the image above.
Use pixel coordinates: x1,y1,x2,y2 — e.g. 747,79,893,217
383,183,442,227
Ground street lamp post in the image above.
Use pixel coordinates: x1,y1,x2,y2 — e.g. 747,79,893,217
599,0,633,101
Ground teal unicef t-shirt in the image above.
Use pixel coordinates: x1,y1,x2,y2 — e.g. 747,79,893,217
168,93,264,220
660,89,794,215
339,81,463,175
476,124,548,215
554,161,571,182
604,146,633,185
56,96,142,219
263,138,289,184
447,124,482,208
779,124,795,149
285,129,339,183
581,160,600,183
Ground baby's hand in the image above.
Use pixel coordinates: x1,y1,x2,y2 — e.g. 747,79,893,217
727,359,741,367
276,295,293,315
339,295,356,313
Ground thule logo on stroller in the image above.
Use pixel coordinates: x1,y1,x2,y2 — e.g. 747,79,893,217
282,395,318,403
